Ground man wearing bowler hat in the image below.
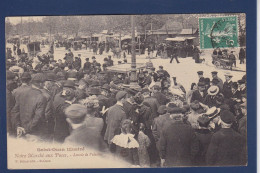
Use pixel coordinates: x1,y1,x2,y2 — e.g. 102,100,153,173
194,115,213,166
206,110,245,166
159,103,199,167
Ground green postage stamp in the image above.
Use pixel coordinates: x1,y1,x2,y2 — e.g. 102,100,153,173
199,16,239,49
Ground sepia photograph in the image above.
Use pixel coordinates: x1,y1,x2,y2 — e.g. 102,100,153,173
5,13,247,169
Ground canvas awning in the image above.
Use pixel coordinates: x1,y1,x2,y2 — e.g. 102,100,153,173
165,37,187,41
165,37,197,41
185,37,197,40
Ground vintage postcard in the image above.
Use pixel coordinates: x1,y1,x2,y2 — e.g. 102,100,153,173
6,13,247,169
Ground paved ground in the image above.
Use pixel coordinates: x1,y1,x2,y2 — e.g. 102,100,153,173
7,43,246,91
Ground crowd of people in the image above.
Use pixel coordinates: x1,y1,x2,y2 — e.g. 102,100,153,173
6,45,247,167
54,38,202,62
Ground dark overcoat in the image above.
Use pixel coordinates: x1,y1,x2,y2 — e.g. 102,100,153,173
206,128,246,166
160,120,199,166
11,87,48,137
104,104,126,143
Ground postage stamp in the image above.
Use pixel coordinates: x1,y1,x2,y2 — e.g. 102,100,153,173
199,16,239,49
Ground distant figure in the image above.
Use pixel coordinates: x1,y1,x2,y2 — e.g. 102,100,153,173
239,48,246,64
229,51,236,70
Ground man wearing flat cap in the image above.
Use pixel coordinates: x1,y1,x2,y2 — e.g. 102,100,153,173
64,104,108,151
197,71,204,83
104,91,127,152
206,110,246,166
211,71,223,90
11,73,48,141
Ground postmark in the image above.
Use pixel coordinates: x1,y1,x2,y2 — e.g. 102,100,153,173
199,16,239,49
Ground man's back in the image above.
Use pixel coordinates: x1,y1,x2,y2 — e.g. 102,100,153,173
13,84,31,101
160,121,198,166
153,92,169,106
65,124,108,152
143,96,160,118
12,86,47,136
104,104,126,143
206,128,245,166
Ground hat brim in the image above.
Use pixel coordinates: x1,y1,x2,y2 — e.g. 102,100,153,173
207,87,219,96
208,108,221,119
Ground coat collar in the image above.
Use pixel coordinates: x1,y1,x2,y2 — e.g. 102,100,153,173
116,101,124,107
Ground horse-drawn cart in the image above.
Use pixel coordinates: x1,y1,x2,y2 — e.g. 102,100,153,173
212,54,232,69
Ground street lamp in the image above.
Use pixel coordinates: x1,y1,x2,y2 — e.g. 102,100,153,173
129,15,140,90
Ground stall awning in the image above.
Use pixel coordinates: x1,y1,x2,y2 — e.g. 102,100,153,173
165,37,186,41
165,37,197,41
185,37,196,40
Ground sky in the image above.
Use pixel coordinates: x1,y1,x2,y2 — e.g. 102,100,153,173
6,16,44,25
